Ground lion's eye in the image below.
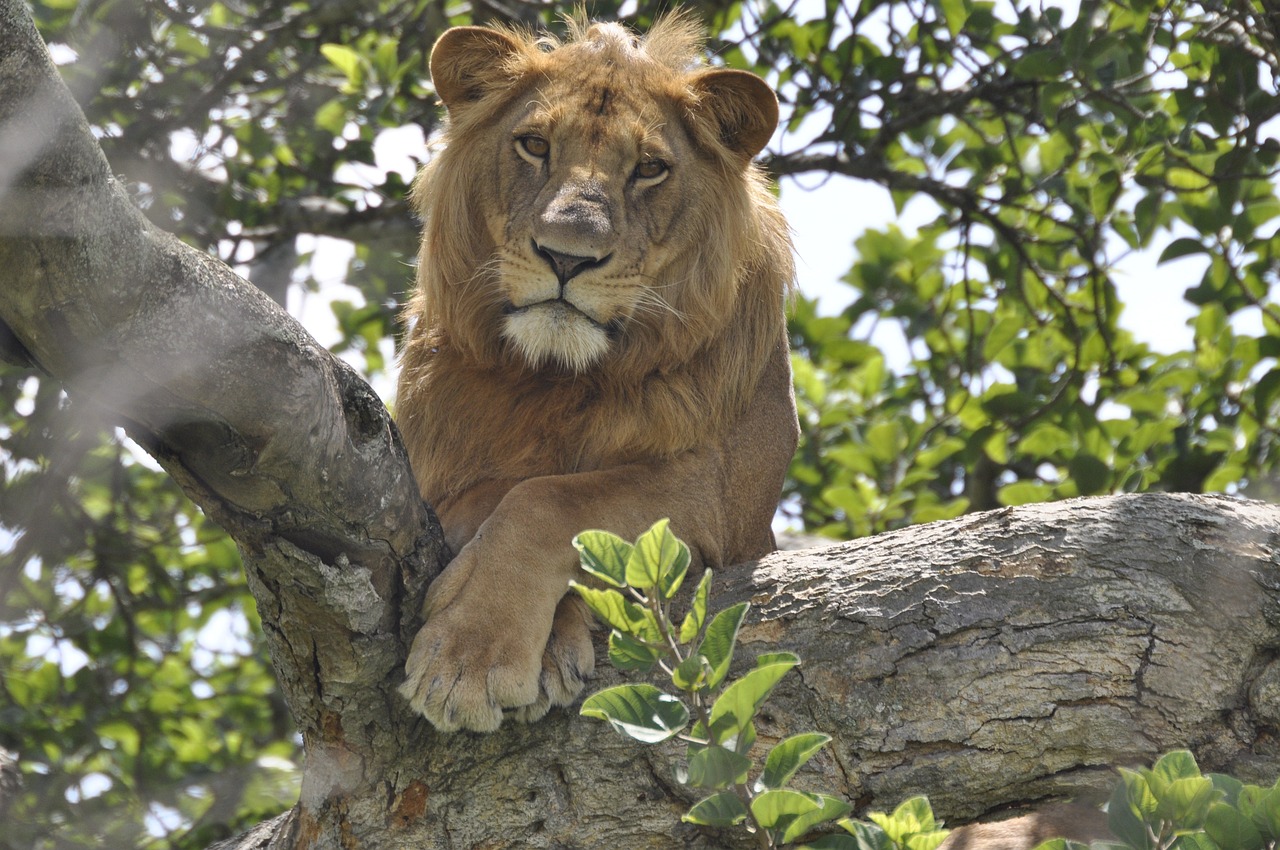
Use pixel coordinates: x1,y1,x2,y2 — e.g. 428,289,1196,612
516,135,550,162
634,158,668,182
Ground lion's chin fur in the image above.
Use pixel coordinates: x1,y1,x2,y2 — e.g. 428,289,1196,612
501,303,612,372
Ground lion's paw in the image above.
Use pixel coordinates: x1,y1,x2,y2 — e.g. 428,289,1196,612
511,595,597,724
399,610,543,733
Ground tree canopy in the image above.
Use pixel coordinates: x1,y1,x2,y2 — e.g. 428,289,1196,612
1,1,1277,847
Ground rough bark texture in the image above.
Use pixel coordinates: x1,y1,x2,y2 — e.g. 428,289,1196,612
201,492,1275,850
4,5,1280,849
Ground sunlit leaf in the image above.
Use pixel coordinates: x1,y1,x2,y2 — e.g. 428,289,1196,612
683,790,749,827
579,684,689,743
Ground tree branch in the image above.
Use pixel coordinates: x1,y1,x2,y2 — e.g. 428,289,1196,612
0,0,442,759
224,492,1280,849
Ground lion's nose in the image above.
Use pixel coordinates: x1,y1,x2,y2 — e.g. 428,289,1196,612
533,241,611,285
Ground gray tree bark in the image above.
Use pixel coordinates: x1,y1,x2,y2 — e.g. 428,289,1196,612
3,4,1279,849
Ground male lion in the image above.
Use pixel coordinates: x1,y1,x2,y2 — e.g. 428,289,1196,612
397,13,798,733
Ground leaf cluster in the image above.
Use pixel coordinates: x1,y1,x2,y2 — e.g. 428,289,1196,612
574,521,954,849
0,376,295,850
1082,750,1280,850
573,520,831,846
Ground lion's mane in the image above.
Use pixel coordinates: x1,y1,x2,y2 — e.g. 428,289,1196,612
397,14,795,514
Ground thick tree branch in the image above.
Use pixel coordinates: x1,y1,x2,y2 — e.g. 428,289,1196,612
225,492,1280,849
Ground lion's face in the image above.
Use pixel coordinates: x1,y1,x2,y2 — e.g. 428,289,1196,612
488,70,696,372
418,18,782,374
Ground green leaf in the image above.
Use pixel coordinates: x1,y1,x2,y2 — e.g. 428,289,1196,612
1210,773,1245,806
373,38,400,81
869,797,943,848
1153,750,1202,783
571,582,660,642
732,719,757,756
1158,237,1207,264
1110,769,1158,850
572,530,633,587
1156,776,1218,827
1135,192,1164,242
761,732,832,789
1174,833,1221,850
626,518,689,593
672,654,707,690
314,99,347,134
890,796,939,835
687,744,752,789
700,601,749,690
1255,368,1280,417
751,788,822,831
579,684,688,743
707,654,798,744
839,819,894,850
998,480,1053,506
756,651,802,668
320,43,362,83
801,836,863,850
782,794,855,843
936,0,968,36
661,543,692,598
1018,424,1073,458
983,316,1024,361
1246,784,1280,839
683,790,749,827
95,720,141,757
905,831,952,850
1205,801,1264,850
1067,454,1111,495
607,631,660,672
679,569,712,643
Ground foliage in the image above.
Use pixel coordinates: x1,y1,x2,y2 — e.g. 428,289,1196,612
2,0,1278,846
0,376,297,850
1085,750,1280,850
780,0,1280,535
574,522,959,850
801,797,951,850
572,520,856,847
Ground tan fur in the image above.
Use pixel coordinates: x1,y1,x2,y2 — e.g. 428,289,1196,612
396,13,798,732
938,803,1115,850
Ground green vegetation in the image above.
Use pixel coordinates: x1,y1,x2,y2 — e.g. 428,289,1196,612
573,520,952,849
1063,750,1280,850
2,0,1278,846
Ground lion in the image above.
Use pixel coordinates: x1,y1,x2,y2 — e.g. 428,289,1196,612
395,12,798,733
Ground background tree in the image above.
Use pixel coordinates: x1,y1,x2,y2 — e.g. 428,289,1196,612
1,0,1277,847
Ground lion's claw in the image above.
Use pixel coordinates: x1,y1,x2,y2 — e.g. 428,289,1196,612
511,595,596,724
401,591,595,733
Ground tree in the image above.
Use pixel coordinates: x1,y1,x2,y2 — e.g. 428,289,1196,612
1,1,1278,848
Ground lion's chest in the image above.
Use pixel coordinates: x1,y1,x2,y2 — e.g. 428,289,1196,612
417,363,622,496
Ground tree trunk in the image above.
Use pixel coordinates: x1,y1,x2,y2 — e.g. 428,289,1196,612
3,5,1279,849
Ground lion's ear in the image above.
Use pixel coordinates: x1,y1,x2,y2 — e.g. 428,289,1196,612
429,26,524,111
690,68,779,160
